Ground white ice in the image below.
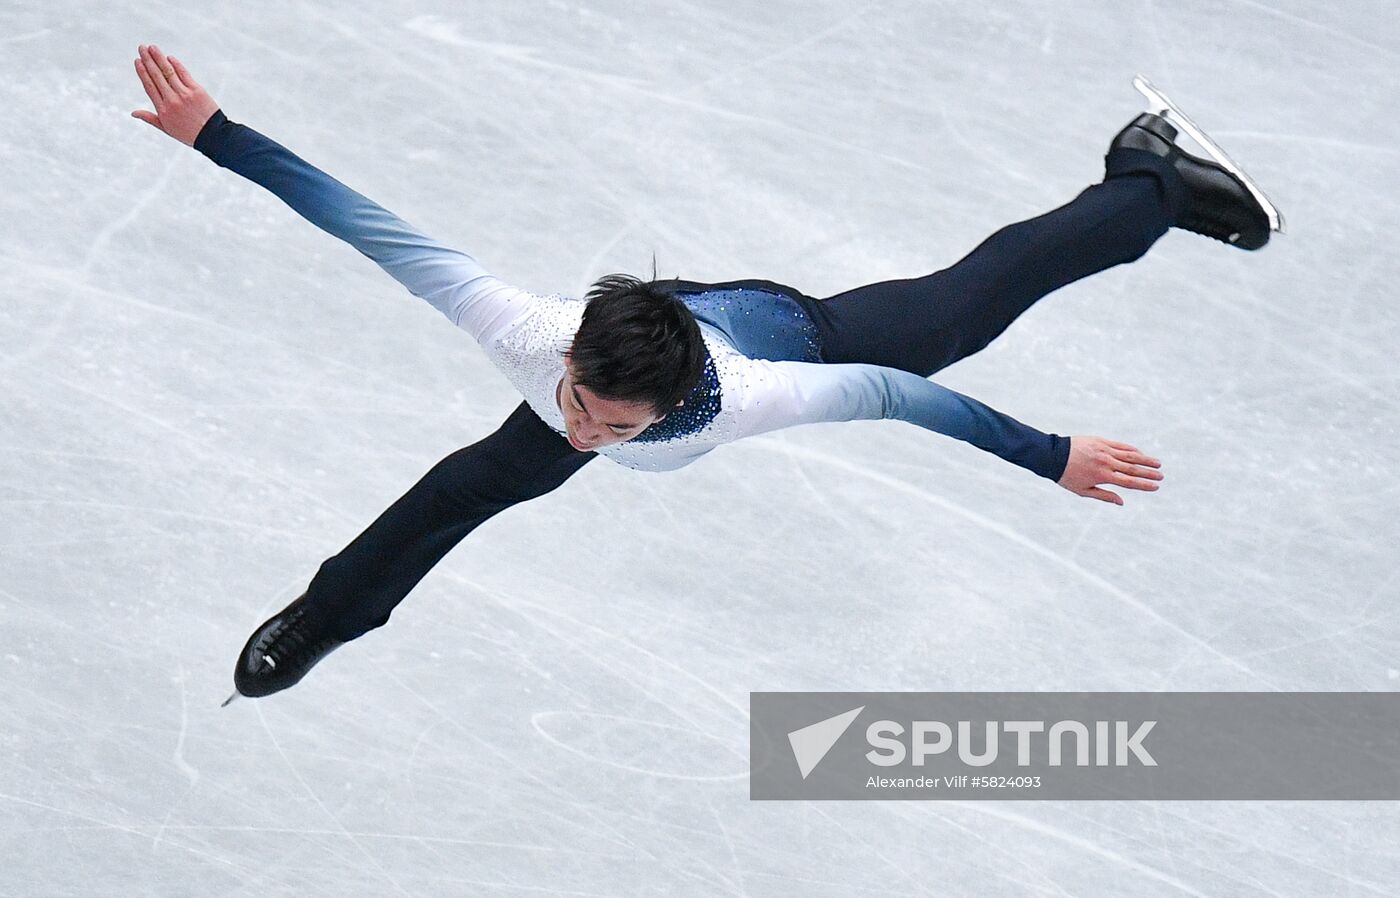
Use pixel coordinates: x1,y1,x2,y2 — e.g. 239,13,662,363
2,1,1398,895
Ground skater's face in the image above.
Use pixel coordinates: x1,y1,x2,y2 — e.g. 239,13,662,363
557,360,669,451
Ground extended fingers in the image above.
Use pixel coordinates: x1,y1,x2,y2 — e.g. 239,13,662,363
138,45,177,103
1108,471,1160,491
133,54,159,106
1103,451,1163,490
1116,462,1163,481
148,45,188,92
1084,486,1124,506
168,54,200,91
1111,448,1162,468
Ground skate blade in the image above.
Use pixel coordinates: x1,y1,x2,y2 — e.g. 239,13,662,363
221,690,241,708
1133,74,1285,235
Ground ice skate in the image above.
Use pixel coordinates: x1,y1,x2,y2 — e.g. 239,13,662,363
226,592,343,702
1110,75,1284,250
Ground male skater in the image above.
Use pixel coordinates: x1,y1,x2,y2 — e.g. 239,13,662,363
128,45,1280,702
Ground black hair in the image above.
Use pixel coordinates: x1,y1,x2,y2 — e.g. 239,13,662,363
568,273,705,419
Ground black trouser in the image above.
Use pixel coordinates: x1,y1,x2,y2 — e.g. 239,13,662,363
797,147,1182,376
303,402,596,640
303,147,1180,640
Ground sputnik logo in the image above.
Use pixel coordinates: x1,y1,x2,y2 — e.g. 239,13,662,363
787,706,864,779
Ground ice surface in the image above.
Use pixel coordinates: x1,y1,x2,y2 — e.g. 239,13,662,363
2,1,1398,895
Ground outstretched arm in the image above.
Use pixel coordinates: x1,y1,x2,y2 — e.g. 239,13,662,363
735,359,1163,503
130,44,529,346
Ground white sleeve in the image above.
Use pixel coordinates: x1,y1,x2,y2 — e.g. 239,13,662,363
733,359,1071,481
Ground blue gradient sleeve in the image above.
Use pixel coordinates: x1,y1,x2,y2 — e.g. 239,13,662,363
736,360,1071,481
193,109,530,345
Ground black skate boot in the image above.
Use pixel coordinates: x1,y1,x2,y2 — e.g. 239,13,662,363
225,593,343,702
1110,75,1284,251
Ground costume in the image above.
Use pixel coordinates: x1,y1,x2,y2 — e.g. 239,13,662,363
194,110,1177,642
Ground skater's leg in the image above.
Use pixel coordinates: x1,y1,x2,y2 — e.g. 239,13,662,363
795,148,1183,377
303,402,595,641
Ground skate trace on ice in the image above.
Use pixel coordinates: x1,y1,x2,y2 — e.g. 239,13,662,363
2,0,1398,895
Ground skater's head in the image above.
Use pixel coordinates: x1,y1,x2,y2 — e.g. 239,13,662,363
560,273,704,450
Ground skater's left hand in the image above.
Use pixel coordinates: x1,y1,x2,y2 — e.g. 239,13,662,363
130,44,219,147
1058,436,1163,505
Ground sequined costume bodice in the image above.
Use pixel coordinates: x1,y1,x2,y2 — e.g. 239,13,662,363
483,286,822,471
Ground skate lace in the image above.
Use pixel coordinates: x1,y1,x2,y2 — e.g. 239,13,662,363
1180,213,1240,245
261,605,338,670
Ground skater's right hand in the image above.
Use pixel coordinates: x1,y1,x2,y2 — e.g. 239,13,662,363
130,45,219,147
1057,436,1163,506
